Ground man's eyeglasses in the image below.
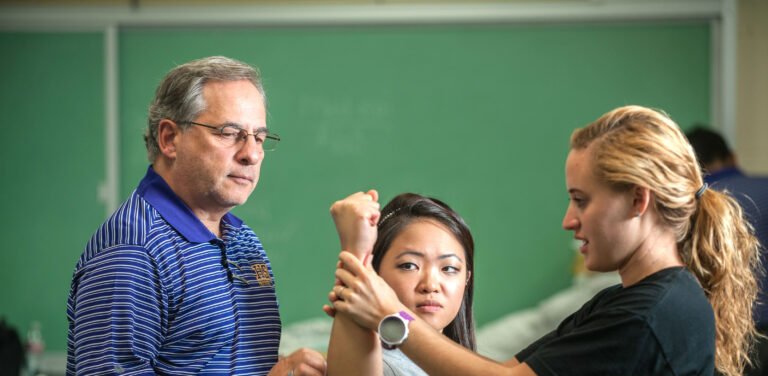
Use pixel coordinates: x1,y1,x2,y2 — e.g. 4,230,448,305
183,121,280,151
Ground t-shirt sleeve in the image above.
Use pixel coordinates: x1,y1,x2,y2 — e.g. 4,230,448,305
67,246,165,375
522,310,660,376
515,328,558,363
382,354,398,376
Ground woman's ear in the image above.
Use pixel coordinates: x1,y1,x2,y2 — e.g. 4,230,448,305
157,119,180,159
632,185,652,217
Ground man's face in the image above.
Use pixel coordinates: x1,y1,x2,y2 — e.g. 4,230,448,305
171,79,267,216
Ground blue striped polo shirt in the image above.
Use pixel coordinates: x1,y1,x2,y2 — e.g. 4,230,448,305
67,166,281,375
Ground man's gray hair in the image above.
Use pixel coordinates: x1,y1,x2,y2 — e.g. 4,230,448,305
144,56,265,161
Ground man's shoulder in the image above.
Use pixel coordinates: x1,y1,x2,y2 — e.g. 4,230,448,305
715,172,768,192
80,190,166,263
714,173,768,220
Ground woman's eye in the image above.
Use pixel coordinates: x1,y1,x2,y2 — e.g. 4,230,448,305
397,262,418,271
571,197,586,208
443,265,461,274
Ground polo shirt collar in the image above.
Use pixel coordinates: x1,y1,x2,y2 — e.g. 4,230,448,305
136,166,244,243
704,166,744,185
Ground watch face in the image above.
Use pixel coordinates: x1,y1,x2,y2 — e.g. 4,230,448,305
380,316,406,343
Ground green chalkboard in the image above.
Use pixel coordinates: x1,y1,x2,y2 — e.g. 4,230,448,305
1,21,711,352
119,22,710,329
0,32,105,351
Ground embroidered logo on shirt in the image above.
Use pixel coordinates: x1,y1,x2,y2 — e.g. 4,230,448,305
251,263,272,286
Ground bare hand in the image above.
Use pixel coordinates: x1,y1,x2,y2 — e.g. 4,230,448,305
330,190,380,260
268,348,326,376
331,251,405,331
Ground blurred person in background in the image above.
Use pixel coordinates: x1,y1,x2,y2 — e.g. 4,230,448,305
686,125,768,376
0,318,25,376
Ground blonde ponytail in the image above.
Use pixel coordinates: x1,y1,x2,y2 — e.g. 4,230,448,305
682,188,761,376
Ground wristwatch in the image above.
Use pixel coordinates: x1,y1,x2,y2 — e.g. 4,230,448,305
378,310,415,349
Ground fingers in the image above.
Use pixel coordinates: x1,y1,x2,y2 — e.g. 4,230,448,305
362,190,380,218
287,348,327,376
328,283,351,316
330,291,350,316
330,192,381,256
332,190,379,207
335,264,357,289
365,189,379,203
322,304,336,318
333,285,352,303
339,251,366,276
331,191,380,215
325,287,341,317
292,363,325,376
367,208,381,227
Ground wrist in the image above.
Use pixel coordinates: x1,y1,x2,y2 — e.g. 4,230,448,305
349,248,371,259
376,302,408,326
378,310,415,349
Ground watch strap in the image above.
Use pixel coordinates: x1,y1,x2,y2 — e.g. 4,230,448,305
397,310,415,322
379,310,414,349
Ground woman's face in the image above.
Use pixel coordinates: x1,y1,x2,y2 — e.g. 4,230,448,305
378,219,469,332
562,146,640,272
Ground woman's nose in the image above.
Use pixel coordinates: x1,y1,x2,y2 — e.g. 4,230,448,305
419,269,440,293
562,207,579,230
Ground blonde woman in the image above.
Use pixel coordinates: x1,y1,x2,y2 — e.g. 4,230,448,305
330,105,760,376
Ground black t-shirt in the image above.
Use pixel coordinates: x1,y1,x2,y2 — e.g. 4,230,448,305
516,267,715,375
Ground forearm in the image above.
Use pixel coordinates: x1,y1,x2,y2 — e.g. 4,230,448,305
327,312,382,376
504,357,521,367
400,319,534,376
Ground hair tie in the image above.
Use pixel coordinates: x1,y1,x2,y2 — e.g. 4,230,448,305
695,182,709,199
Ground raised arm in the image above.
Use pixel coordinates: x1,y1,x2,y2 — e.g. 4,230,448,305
329,190,380,260
326,190,383,376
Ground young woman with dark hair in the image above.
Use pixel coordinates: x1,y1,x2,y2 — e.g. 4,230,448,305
325,190,476,375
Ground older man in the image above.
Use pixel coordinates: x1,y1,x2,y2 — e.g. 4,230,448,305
67,56,325,375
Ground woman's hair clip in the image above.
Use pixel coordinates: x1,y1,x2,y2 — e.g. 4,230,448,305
379,207,403,226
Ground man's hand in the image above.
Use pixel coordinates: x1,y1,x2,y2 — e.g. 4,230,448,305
268,348,326,376
330,190,380,260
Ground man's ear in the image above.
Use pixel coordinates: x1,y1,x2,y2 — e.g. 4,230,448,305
157,119,181,159
632,185,652,218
